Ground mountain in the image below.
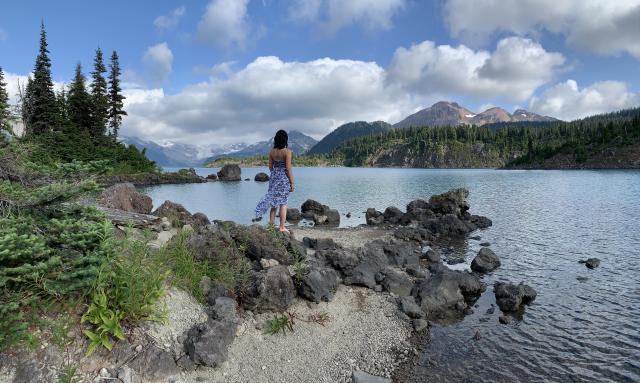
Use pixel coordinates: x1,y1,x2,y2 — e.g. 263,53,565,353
307,121,393,155
202,130,318,163
121,136,246,167
393,101,558,128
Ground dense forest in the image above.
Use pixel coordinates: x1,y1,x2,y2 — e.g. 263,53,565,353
326,108,640,168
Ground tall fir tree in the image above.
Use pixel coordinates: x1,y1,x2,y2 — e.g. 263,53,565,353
55,88,70,127
107,51,126,140
28,21,57,136
90,48,108,138
67,63,92,131
21,77,34,136
0,67,11,133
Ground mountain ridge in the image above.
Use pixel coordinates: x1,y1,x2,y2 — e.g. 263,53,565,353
307,121,393,155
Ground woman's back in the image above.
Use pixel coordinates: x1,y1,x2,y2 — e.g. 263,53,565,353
270,148,289,161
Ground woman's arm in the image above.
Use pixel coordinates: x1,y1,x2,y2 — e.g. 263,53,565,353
268,150,273,171
286,150,294,192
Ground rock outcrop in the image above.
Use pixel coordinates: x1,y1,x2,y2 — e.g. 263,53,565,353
99,182,153,214
471,247,501,273
254,172,269,182
494,282,537,312
217,164,242,181
301,199,340,226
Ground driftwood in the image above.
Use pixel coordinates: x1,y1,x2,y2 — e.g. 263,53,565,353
97,206,162,230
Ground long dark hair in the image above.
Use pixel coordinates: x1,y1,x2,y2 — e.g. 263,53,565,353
273,130,288,149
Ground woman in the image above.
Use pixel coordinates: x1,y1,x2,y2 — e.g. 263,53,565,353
253,130,295,232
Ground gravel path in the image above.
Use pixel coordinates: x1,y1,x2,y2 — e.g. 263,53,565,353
292,226,392,249
181,286,412,383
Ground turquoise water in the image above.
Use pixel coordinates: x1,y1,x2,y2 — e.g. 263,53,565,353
143,167,640,383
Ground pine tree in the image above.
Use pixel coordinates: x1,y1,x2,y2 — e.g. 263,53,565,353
107,51,126,140
90,48,108,138
20,78,34,136
67,63,92,131
55,88,70,127
28,21,57,135
0,67,11,133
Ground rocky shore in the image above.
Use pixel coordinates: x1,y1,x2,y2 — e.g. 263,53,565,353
0,186,539,383
98,168,208,187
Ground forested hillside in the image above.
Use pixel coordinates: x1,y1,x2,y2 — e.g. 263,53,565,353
329,108,640,169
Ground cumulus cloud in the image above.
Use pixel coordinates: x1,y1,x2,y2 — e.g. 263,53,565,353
289,0,406,34
142,42,173,85
3,72,67,105
197,0,250,49
529,80,640,121
154,6,186,31
120,56,417,144
388,37,565,102
444,0,640,58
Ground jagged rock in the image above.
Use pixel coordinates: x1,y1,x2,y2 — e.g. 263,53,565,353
470,215,493,229
352,371,392,383
152,200,193,227
428,188,470,216
393,227,430,242
297,266,340,303
471,247,501,273
405,264,428,278
183,319,238,367
365,208,384,225
301,200,340,225
378,267,413,297
241,225,299,265
582,258,601,269
243,266,296,312
286,208,302,222
323,247,388,288
254,172,269,182
127,345,180,382
412,269,484,321
494,282,537,312
366,239,420,268
399,296,424,319
99,183,153,214
421,247,441,263
324,208,341,225
206,173,218,181
206,282,232,306
421,214,471,237
301,199,325,216
210,297,239,322
217,164,241,181
383,206,404,224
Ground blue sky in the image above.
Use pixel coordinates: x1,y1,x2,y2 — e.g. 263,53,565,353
1,0,639,145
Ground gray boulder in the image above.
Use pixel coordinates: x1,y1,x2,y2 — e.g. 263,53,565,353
398,296,424,319
301,199,325,216
99,183,153,214
243,266,296,312
152,200,192,227
127,345,180,382
254,172,269,182
217,164,241,181
412,269,484,321
581,258,601,269
421,247,441,263
206,173,218,181
377,267,413,297
324,208,341,225
383,206,404,224
365,208,384,225
324,247,388,288
471,247,501,273
297,266,340,303
494,282,537,312
393,226,430,242
183,319,237,367
286,208,302,222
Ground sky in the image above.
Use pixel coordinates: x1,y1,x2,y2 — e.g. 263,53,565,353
1,0,639,145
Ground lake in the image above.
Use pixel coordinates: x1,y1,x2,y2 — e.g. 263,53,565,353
143,167,640,383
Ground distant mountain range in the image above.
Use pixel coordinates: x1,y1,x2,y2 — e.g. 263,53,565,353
307,121,392,155
394,101,558,129
123,130,317,167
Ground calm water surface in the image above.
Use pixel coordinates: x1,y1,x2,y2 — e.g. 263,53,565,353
144,167,640,383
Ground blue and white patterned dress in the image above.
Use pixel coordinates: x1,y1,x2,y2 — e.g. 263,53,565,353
255,159,290,217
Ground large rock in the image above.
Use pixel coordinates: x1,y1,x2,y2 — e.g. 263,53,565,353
412,269,484,321
127,345,180,382
99,183,153,214
365,239,420,268
286,208,302,222
471,247,501,273
383,206,404,224
241,225,299,265
183,319,238,367
254,172,269,182
428,188,470,216
377,267,413,297
421,214,472,237
393,227,430,242
301,200,340,226
217,164,241,181
365,208,384,225
301,199,325,216
297,266,340,303
494,282,537,312
243,266,296,312
323,247,388,288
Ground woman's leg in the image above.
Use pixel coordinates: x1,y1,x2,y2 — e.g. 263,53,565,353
269,207,276,225
279,205,288,231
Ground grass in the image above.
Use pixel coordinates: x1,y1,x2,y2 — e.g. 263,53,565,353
264,311,331,336
56,362,81,383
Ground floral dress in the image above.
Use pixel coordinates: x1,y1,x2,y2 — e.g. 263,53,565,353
255,159,290,218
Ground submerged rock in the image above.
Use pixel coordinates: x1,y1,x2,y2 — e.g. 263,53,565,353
471,247,501,273
494,282,537,312
580,258,601,269
217,164,241,181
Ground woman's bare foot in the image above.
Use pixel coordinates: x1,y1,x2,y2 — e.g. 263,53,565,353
279,227,290,233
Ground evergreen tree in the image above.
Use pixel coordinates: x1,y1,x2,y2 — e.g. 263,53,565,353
90,48,108,138
28,21,57,135
20,78,34,136
67,63,92,131
0,67,11,133
55,88,70,127
107,51,126,140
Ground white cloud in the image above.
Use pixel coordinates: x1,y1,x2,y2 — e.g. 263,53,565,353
154,6,186,31
120,56,418,144
142,42,173,85
3,72,66,105
289,0,406,34
387,37,565,102
444,0,640,58
529,80,640,120
197,0,250,49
